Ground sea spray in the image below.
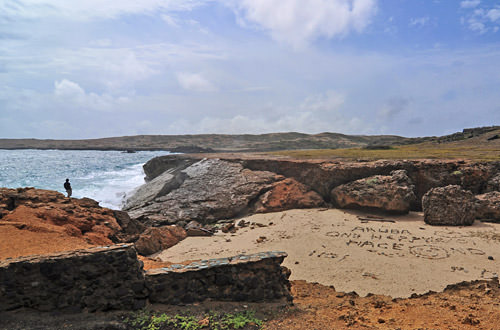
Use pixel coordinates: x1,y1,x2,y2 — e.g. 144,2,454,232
0,149,170,209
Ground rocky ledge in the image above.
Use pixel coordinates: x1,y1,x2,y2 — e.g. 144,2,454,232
124,154,500,228
0,188,186,257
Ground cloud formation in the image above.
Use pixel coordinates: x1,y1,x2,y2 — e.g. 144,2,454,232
54,79,128,111
0,0,207,20
460,0,480,9
461,2,500,34
409,16,430,28
176,72,217,92
233,0,378,47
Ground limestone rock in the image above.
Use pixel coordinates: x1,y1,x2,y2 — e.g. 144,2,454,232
331,170,416,213
134,226,187,256
486,173,500,192
475,191,500,222
253,178,325,213
422,185,476,226
0,187,142,247
126,159,281,225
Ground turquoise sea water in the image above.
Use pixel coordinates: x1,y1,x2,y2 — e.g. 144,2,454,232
0,150,170,209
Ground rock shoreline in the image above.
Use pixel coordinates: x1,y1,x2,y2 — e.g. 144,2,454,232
124,153,500,229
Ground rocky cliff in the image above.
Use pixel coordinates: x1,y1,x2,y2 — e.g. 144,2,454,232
0,188,185,258
124,154,500,226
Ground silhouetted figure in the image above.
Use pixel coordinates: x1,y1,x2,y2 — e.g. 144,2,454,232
64,178,72,198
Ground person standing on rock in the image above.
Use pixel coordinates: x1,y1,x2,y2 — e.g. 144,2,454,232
64,178,72,198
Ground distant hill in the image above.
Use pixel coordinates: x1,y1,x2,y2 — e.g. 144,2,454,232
0,126,499,153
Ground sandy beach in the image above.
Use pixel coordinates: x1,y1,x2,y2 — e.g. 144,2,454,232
157,208,500,298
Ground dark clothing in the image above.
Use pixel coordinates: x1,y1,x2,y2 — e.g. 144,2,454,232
64,181,72,198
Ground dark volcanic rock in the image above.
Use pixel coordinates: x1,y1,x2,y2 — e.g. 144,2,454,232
331,170,416,213
475,191,500,222
422,185,476,226
126,159,281,225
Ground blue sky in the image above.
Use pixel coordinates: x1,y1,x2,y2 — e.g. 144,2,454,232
1,0,499,139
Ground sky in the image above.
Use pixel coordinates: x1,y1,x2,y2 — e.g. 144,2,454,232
1,0,500,139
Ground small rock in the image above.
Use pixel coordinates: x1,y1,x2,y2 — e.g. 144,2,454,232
256,236,267,243
488,256,494,260
237,219,249,227
222,222,236,233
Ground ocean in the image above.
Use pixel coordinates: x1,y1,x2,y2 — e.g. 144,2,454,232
0,149,170,210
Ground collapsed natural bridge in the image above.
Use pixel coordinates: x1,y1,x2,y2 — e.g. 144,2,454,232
124,153,500,228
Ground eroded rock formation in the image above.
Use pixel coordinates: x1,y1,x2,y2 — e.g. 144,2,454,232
134,226,187,256
0,187,185,257
422,185,476,226
331,170,416,213
124,154,500,225
0,187,143,247
253,178,325,213
124,159,283,225
475,191,500,222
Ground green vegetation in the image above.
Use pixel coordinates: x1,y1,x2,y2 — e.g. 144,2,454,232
124,310,263,330
365,177,379,185
270,142,500,162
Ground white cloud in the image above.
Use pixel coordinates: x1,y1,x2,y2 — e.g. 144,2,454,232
461,2,500,33
161,14,179,27
54,79,127,111
300,90,345,112
162,90,361,135
487,8,500,22
54,79,85,100
409,16,430,28
460,0,481,9
232,0,378,47
0,0,209,20
176,72,216,92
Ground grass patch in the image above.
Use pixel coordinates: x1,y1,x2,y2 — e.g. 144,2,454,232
123,310,263,330
269,142,500,162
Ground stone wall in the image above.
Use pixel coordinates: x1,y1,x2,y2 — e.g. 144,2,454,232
0,245,147,312
0,246,291,312
146,252,292,304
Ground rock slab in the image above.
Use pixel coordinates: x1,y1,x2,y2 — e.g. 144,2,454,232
126,159,281,225
331,170,416,213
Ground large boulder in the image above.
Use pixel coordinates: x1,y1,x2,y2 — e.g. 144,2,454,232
126,159,281,225
253,178,325,213
422,185,476,226
475,191,500,222
486,173,500,192
134,226,187,256
330,170,416,213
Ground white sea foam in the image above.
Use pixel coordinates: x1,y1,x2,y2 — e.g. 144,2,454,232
0,149,170,210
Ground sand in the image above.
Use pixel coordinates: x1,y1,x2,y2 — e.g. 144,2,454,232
156,208,500,298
